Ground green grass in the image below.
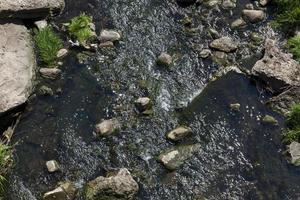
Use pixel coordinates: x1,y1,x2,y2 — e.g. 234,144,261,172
0,142,13,197
34,26,63,67
283,104,300,143
273,0,300,32
67,13,94,45
287,35,300,61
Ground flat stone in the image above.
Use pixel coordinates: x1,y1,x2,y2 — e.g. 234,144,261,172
210,37,238,53
0,21,36,115
252,39,300,93
166,126,192,141
39,68,62,79
0,0,65,19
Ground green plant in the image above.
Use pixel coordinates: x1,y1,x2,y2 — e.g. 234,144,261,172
273,0,300,32
283,104,300,143
67,13,94,45
288,35,300,61
0,142,13,197
34,26,63,66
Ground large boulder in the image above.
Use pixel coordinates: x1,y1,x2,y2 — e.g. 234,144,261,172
158,144,201,170
0,0,65,19
252,39,300,93
288,141,300,166
85,168,139,200
0,21,36,115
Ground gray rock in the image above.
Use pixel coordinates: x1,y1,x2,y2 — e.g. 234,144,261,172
0,0,65,19
34,20,47,30
245,3,254,9
95,118,121,136
208,28,220,39
252,39,300,93
262,115,278,125
267,86,300,115
57,48,68,59
46,160,60,173
212,51,229,66
209,37,238,53
231,18,246,29
242,10,265,23
230,103,240,111
99,41,114,48
0,21,36,115
157,53,172,67
43,182,76,200
260,0,269,6
288,142,300,166
99,30,121,42
199,49,211,58
39,86,53,96
166,126,192,141
135,97,152,113
158,144,201,170
39,68,62,79
222,0,236,9
85,168,139,200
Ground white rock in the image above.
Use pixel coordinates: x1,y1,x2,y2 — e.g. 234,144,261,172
99,30,121,42
57,48,68,59
46,160,60,172
34,20,47,30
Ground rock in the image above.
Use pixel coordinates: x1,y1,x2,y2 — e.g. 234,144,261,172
250,32,264,45
135,97,152,114
99,30,121,42
288,141,300,166
46,160,60,173
242,10,265,23
199,49,211,58
166,126,192,141
208,28,220,39
231,18,246,29
57,48,68,59
222,0,236,9
95,118,121,136
99,41,114,48
212,51,229,66
209,37,238,53
245,3,254,10
230,103,240,111
0,0,65,19
43,182,76,200
39,68,62,79
267,86,300,115
251,39,300,93
34,20,47,30
260,0,269,6
39,86,54,96
85,168,139,200
262,115,278,125
158,144,201,170
157,53,172,67
0,21,36,115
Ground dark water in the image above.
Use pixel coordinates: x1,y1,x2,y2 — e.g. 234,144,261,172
7,0,300,199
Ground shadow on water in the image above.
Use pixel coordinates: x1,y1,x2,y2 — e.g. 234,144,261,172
7,0,300,199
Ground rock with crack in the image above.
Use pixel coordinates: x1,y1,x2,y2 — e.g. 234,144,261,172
0,21,36,116
85,168,139,200
252,39,300,93
209,37,238,53
158,144,201,170
0,0,65,19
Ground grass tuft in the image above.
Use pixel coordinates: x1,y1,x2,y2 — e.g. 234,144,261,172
34,26,63,67
0,141,13,197
287,35,300,61
283,104,300,143
67,13,94,45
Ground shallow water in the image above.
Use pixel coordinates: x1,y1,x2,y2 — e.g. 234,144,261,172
6,0,300,199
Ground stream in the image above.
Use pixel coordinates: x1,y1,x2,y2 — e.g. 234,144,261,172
6,0,300,199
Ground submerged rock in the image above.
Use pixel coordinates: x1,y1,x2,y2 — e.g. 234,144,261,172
209,37,238,53
157,52,172,67
231,18,246,29
158,144,201,170
252,39,300,93
242,10,265,23
0,0,65,19
288,142,300,166
166,126,192,141
39,86,54,96
135,97,152,114
99,30,121,42
230,103,240,111
262,115,278,125
39,68,62,80
85,168,139,200
46,160,60,173
0,21,36,115
95,118,121,136
43,182,76,200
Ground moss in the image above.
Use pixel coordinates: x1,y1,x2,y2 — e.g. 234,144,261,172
283,104,300,143
34,26,63,67
287,35,300,62
67,13,94,45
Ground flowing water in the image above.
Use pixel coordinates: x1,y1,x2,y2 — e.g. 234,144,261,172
6,0,300,199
